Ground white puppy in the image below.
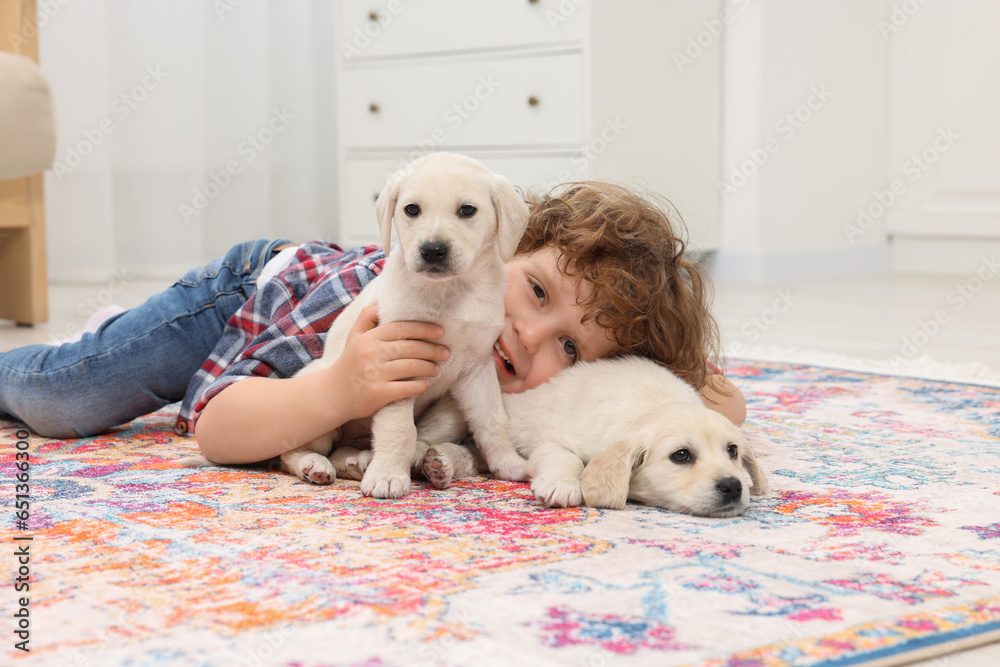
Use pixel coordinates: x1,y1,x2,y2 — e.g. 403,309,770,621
281,152,530,497
406,356,768,517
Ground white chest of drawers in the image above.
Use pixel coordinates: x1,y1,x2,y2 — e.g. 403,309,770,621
334,0,722,251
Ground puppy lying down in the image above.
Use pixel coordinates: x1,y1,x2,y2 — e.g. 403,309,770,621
337,356,768,517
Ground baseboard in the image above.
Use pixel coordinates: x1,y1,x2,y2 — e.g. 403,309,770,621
708,242,893,282
892,236,1000,275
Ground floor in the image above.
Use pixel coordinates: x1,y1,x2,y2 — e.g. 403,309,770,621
2,273,999,665
712,273,1000,375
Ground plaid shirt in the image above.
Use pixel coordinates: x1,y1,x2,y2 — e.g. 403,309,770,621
175,242,386,435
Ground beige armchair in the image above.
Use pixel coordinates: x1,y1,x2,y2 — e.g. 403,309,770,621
0,0,54,325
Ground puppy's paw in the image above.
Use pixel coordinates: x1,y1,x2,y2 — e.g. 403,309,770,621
489,452,531,483
360,474,410,499
422,448,455,489
347,449,373,471
360,462,410,499
295,453,336,485
329,446,371,481
531,475,583,508
176,455,213,468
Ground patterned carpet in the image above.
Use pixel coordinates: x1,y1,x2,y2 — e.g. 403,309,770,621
4,360,1000,666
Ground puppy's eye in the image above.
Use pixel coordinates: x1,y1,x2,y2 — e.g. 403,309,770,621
404,203,420,217
458,204,477,217
670,449,692,464
727,443,738,459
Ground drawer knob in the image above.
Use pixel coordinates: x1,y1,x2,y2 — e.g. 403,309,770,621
528,96,540,107
369,103,380,113
368,11,378,21
372,193,379,203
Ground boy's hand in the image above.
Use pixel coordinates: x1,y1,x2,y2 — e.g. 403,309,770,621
699,374,746,427
331,305,449,420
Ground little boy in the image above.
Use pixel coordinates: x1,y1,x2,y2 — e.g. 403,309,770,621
0,182,743,460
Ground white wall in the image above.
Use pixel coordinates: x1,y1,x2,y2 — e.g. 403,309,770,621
39,0,115,282
38,0,995,284
886,0,1000,274
589,0,723,252
39,0,339,282
713,0,894,282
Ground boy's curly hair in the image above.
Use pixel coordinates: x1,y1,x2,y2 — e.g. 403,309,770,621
517,182,723,390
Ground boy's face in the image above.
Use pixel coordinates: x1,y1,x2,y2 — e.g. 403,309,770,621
495,247,619,394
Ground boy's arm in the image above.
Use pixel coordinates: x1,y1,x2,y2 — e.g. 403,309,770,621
195,306,448,464
699,374,746,427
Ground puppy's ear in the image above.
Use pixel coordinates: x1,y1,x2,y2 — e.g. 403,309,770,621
491,175,529,261
375,169,404,258
580,439,647,510
741,440,769,496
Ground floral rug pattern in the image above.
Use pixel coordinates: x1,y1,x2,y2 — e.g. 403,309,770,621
3,360,1000,666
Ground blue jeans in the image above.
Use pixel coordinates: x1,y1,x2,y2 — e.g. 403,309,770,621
0,238,291,438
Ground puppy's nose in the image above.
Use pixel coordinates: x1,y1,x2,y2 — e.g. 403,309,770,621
420,241,449,264
716,477,743,504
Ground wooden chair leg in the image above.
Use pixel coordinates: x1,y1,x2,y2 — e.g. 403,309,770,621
0,174,49,325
